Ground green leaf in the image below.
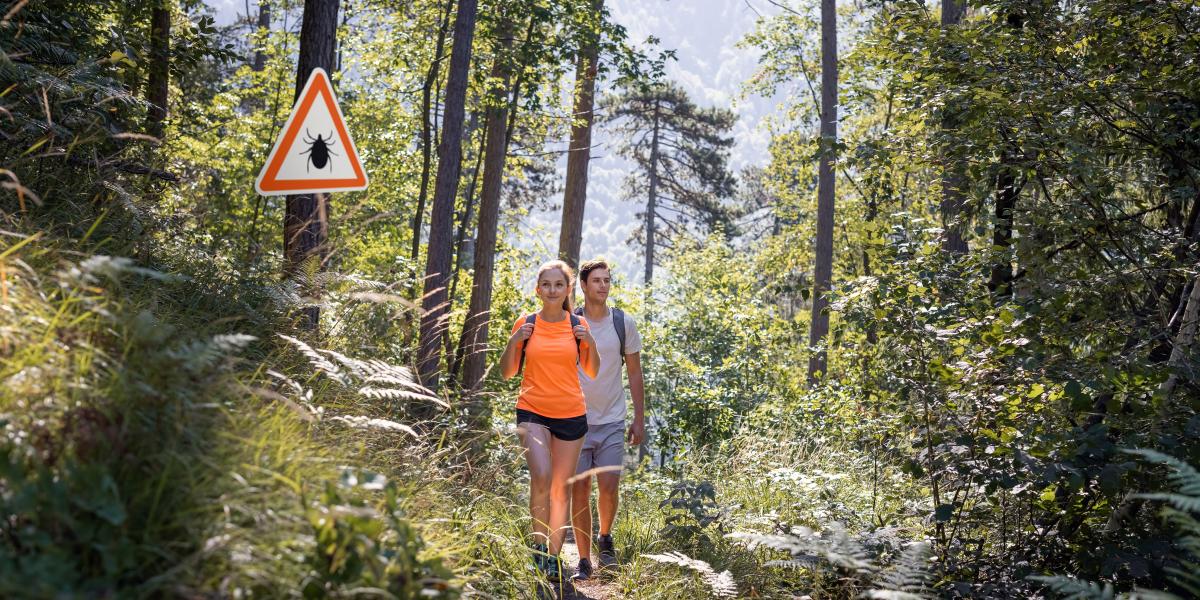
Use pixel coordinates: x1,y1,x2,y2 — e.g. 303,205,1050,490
934,504,954,522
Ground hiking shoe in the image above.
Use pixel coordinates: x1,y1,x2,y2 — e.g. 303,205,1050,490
540,554,565,582
530,543,549,573
597,534,617,568
572,557,594,581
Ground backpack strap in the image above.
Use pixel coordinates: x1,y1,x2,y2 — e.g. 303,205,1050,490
569,313,582,363
575,305,627,365
518,312,582,373
611,307,627,365
517,313,538,375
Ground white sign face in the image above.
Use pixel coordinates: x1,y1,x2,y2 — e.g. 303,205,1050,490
255,68,368,196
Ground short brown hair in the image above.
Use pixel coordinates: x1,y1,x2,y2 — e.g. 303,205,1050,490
578,259,611,288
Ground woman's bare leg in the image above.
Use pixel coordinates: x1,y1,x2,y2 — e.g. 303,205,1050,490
548,435,586,555
518,423,553,545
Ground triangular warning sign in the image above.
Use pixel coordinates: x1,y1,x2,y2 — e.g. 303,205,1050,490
255,68,368,196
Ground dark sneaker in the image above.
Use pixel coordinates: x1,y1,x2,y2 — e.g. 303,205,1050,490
572,557,594,581
597,534,617,568
530,543,549,573
541,553,565,582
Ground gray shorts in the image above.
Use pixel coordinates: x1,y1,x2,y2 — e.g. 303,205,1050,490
576,420,625,475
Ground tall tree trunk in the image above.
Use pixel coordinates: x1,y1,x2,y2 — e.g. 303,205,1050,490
450,118,485,301
443,116,485,367
417,0,479,388
411,0,454,266
145,1,171,138
1156,275,1200,411
863,193,878,346
458,19,516,400
557,0,604,269
252,2,270,72
644,100,661,285
989,154,1018,298
807,0,838,383
284,0,339,330
939,0,968,255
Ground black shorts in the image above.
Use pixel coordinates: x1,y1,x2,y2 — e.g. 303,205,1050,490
516,409,588,441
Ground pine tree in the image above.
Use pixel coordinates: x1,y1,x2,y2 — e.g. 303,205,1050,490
557,0,604,270
604,81,737,284
807,0,837,383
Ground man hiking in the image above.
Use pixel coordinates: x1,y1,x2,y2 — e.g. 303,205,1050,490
569,258,646,581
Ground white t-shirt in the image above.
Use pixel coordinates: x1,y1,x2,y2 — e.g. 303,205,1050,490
577,306,643,425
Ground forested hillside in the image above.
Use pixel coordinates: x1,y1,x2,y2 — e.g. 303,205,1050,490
1,0,1197,598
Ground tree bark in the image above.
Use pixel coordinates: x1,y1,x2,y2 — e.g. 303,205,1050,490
939,0,968,255
644,99,661,285
444,115,485,367
989,155,1018,298
253,2,270,71
557,0,604,269
145,1,171,138
807,0,837,383
285,0,340,330
411,0,454,266
1156,275,1200,406
457,20,516,399
450,118,485,300
417,0,479,388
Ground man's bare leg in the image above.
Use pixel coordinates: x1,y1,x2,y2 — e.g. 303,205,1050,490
596,472,620,535
571,475,593,560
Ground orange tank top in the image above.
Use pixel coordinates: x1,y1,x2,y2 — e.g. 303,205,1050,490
510,313,591,419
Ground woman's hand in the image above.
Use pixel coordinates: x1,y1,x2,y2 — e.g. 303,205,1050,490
573,324,594,346
501,321,533,379
511,322,534,343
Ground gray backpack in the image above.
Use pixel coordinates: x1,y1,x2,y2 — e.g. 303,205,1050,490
574,306,627,365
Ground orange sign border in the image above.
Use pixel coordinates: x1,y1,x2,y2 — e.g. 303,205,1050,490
255,68,368,195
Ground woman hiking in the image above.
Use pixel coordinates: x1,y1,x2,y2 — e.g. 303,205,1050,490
500,260,601,585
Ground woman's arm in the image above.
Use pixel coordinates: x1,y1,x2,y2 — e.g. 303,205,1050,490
501,321,534,379
575,325,601,379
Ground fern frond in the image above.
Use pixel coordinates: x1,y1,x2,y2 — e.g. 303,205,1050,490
642,551,737,598
168,333,257,375
358,386,448,407
867,542,932,599
319,348,371,379
62,255,179,285
764,558,819,568
277,334,349,385
329,415,418,438
824,522,877,574
1028,575,1117,599
1135,493,1200,515
730,524,875,575
1124,449,1200,497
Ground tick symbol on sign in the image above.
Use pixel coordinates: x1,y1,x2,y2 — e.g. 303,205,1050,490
300,129,338,172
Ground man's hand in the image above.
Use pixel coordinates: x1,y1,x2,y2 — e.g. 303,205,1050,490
627,417,645,446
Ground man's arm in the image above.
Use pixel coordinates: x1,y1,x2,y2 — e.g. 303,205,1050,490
626,352,645,444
